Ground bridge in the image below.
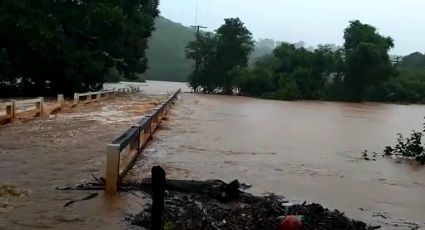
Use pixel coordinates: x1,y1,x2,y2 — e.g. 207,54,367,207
0,86,181,229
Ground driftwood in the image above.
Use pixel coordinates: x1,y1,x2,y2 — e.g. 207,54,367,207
132,190,379,230
57,179,244,202
137,178,243,202
63,193,98,207
57,175,379,230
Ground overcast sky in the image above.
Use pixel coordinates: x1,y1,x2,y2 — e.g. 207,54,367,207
159,0,424,55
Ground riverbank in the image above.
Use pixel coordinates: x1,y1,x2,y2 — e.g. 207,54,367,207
190,91,425,106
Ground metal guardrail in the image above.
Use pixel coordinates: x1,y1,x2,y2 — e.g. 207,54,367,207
105,89,181,195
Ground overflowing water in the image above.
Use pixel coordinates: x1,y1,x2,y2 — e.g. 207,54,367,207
1,81,424,229
133,81,425,229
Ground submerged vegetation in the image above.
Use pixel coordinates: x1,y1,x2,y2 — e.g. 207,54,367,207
382,118,425,164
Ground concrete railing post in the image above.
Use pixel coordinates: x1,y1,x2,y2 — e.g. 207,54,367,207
36,97,44,116
96,93,101,101
87,93,92,103
130,125,140,153
74,93,79,105
57,94,64,108
6,101,16,120
153,112,159,130
106,144,121,195
143,120,152,143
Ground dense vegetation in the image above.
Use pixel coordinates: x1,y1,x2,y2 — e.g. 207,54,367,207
143,19,300,83
186,18,255,94
187,19,425,103
0,0,159,97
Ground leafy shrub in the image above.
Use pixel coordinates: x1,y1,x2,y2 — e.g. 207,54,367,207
383,118,425,164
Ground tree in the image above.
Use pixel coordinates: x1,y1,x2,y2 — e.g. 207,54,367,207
0,0,159,97
186,18,254,94
343,20,395,101
400,52,425,69
215,18,255,94
186,32,218,93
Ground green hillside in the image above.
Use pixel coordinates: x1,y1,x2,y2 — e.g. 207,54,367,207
144,16,195,82
143,17,282,82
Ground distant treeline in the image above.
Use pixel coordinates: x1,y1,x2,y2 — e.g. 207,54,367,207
186,19,425,103
0,0,159,97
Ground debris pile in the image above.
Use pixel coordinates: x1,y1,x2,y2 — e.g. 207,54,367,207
130,179,378,230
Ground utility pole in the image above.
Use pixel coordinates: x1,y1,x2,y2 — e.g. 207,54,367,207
189,0,207,92
190,25,207,85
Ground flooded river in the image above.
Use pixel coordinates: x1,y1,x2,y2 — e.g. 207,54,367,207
134,82,425,229
1,81,425,229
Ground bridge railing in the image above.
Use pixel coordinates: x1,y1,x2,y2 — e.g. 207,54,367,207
0,97,48,121
0,87,137,124
105,89,181,194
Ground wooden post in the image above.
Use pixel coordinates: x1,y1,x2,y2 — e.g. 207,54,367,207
36,97,44,116
74,93,79,105
106,144,121,195
57,94,64,108
151,166,166,230
6,101,16,120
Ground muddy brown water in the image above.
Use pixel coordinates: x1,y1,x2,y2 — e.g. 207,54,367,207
0,90,170,230
1,81,425,229
131,82,425,229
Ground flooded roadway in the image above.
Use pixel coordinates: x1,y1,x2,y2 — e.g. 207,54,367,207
0,89,170,230
1,81,425,229
131,82,425,229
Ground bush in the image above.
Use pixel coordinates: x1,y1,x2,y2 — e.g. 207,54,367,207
382,118,425,164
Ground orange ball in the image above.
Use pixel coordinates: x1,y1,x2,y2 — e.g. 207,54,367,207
278,215,302,230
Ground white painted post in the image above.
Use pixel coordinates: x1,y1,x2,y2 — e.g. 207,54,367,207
96,92,101,101
6,101,16,120
57,94,64,108
74,93,79,105
106,144,121,195
36,97,44,116
87,93,92,103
